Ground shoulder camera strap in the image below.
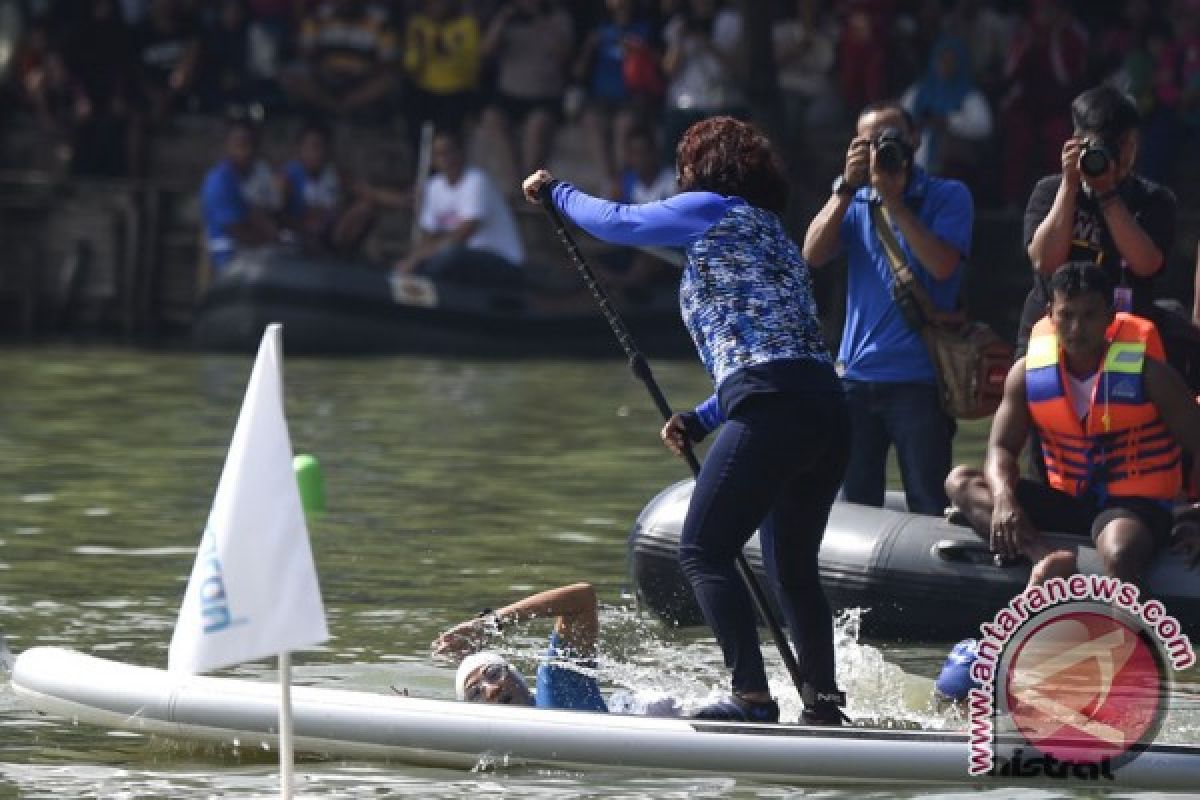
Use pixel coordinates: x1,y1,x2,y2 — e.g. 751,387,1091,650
869,202,939,330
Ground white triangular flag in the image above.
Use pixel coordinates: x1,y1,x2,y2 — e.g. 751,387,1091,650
169,324,328,674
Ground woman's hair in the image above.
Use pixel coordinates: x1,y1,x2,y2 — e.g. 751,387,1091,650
675,117,789,214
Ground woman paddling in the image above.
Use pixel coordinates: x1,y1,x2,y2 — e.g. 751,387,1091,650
522,117,849,725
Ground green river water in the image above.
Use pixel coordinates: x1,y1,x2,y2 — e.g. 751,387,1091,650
0,347,1196,799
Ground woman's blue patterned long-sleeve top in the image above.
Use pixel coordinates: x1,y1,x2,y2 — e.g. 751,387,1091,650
549,182,835,425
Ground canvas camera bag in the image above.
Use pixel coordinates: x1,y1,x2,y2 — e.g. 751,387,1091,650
870,203,1013,420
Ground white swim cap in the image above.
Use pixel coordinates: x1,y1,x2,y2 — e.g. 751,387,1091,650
455,652,511,701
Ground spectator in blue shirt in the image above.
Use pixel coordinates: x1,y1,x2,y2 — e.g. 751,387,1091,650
280,120,376,254
571,0,658,197
803,101,974,516
200,118,281,275
523,117,850,726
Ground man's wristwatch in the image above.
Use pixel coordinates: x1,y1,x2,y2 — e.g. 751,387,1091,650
832,174,854,197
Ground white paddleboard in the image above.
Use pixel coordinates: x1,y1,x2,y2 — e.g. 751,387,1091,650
12,647,1200,789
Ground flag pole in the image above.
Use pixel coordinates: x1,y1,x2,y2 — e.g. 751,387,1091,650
279,651,294,799
276,327,294,800
282,451,324,799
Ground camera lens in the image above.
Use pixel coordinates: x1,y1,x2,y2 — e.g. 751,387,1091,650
876,141,904,173
1080,142,1111,177
873,127,910,174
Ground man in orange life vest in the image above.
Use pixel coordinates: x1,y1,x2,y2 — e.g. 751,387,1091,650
945,262,1200,586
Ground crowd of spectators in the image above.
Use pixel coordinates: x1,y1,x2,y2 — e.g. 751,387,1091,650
6,1,1200,208
9,2,1200,568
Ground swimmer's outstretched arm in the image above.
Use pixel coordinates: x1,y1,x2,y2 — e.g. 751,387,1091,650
432,583,599,658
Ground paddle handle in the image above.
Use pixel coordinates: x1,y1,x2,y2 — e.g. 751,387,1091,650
538,186,808,700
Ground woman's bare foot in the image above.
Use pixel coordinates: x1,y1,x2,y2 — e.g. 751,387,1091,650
1028,549,1077,586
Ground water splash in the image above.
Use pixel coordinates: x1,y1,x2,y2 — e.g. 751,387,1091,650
532,604,957,727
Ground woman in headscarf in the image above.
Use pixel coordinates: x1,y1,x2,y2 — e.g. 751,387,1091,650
901,34,993,176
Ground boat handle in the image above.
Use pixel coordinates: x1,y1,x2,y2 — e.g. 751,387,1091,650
931,540,996,565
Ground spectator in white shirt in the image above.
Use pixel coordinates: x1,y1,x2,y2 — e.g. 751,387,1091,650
397,128,525,286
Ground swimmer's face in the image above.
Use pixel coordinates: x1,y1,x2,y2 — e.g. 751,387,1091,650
461,661,533,705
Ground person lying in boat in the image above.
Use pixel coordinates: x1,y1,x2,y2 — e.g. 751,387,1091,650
944,262,1200,586
432,581,678,714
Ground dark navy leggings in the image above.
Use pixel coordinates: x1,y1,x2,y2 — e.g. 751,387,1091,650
678,390,850,696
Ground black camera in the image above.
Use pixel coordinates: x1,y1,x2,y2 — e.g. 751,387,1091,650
873,127,913,174
1080,139,1114,177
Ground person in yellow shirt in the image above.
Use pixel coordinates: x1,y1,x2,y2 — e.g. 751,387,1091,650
404,0,481,147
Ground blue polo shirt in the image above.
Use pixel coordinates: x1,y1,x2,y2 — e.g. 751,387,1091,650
201,159,249,270
837,168,973,383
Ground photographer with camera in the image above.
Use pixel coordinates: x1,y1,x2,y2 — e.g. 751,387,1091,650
804,101,974,516
1019,86,1177,358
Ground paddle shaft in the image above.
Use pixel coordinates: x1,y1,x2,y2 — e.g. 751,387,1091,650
538,189,809,699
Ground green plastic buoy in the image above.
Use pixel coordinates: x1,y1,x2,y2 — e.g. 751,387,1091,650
293,453,326,516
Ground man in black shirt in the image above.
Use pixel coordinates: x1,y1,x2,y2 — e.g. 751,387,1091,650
1018,85,1176,357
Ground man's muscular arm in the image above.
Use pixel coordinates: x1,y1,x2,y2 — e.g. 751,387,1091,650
984,360,1036,557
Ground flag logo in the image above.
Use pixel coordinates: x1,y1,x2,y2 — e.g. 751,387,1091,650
194,522,245,634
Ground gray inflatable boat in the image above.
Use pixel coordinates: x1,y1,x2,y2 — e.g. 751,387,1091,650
628,480,1200,641
193,246,690,356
